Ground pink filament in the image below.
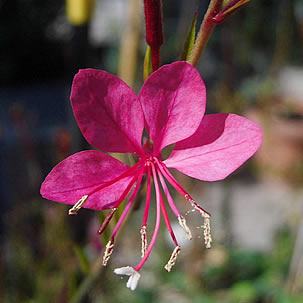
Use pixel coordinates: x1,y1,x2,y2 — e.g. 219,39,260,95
111,170,144,240
88,161,143,196
135,163,161,271
154,158,187,196
155,158,210,216
157,170,180,218
142,165,152,227
98,173,139,235
159,195,178,247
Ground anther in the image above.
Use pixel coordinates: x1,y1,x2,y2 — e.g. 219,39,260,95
102,239,115,266
203,215,212,249
98,208,117,235
184,196,212,248
188,199,212,248
68,195,88,215
164,246,181,272
178,216,192,240
140,226,147,257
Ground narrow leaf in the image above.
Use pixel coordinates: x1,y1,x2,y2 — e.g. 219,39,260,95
182,12,198,61
143,45,152,80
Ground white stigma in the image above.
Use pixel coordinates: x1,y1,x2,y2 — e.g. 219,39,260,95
140,226,147,257
114,266,141,291
178,215,192,240
164,246,181,272
102,240,114,266
68,195,88,215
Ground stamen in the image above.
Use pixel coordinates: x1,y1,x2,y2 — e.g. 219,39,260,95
140,225,147,257
134,163,161,272
114,266,141,291
164,246,181,272
98,208,117,235
178,215,192,240
158,171,180,217
186,196,212,248
110,172,144,240
102,239,115,266
68,195,88,215
142,166,151,227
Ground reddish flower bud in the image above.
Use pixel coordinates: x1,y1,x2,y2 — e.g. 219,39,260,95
143,0,164,71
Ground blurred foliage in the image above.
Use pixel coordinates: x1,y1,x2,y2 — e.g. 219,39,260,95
3,200,301,303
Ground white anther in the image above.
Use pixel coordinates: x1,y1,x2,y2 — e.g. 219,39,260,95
203,215,212,249
68,195,88,215
178,216,192,240
140,226,147,257
114,266,141,291
164,246,181,272
102,240,114,266
185,196,212,249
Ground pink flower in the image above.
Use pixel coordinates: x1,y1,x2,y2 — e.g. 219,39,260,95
40,61,262,290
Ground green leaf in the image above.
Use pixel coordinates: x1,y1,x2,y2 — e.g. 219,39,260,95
143,45,152,80
182,12,197,61
74,245,90,274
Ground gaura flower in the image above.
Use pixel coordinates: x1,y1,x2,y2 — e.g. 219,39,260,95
40,61,262,290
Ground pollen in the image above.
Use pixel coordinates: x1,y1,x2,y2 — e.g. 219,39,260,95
185,195,212,248
178,215,192,240
164,246,181,272
203,215,212,249
140,225,148,257
102,239,115,266
68,195,88,215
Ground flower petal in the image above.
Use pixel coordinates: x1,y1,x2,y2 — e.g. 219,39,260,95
139,61,206,154
164,114,262,181
40,150,133,210
71,69,144,154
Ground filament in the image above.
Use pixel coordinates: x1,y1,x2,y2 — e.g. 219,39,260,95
110,171,144,240
134,163,161,272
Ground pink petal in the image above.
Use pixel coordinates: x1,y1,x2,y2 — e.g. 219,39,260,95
40,150,133,210
139,61,206,154
71,69,144,154
164,114,262,181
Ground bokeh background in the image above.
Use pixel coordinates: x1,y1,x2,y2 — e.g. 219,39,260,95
1,0,303,302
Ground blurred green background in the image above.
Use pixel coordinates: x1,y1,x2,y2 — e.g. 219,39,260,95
1,0,303,302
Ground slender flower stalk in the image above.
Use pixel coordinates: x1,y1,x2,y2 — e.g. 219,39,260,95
188,0,223,66
41,62,262,290
143,0,164,71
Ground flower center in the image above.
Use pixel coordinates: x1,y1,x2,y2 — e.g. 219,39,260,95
67,154,212,290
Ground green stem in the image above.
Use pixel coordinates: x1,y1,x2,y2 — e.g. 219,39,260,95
70,260,104,303
188,0,223,66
